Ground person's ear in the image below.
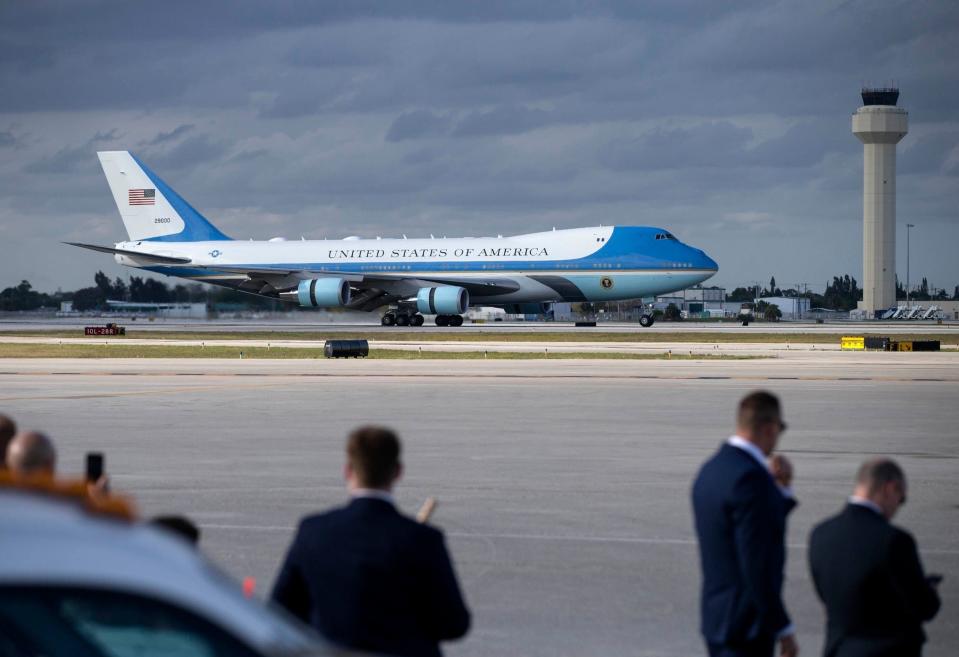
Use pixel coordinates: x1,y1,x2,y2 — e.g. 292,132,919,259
343,461,353,482
393,462,403,485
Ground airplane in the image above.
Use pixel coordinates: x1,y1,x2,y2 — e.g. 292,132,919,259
67,151,719,327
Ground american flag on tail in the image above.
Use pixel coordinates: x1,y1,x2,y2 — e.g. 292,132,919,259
128,188,155,206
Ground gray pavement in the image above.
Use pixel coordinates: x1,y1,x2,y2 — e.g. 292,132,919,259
1,357,956,656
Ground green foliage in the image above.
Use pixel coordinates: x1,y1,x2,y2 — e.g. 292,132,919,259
822,275,861,311
0,280,55,311
726,287,754,302
767,276,781,296
664,303,682,321
763,303,782,321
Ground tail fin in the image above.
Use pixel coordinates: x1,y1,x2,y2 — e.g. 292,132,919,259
97,151,231,242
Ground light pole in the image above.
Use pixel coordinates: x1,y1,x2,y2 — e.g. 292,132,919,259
906,223,915,304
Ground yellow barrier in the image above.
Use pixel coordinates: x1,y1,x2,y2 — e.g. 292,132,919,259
840,336,865,350
897,341,913,352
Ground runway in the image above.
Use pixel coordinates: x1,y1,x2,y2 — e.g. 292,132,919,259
2,357,957,656
1,316,957,335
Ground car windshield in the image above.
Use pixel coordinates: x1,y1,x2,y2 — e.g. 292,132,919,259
0,586,354,657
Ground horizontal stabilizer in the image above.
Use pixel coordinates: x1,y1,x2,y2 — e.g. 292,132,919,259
64,242,193,265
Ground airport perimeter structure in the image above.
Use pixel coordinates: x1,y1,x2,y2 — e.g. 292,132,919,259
0,321,956,656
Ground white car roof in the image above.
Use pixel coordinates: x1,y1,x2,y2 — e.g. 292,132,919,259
0,489,323,654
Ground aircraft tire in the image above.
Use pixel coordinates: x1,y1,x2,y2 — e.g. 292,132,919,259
396,313,410,327
381,313,396,326
639,314,654,328
435,315,449,327
411,314,425,327
450,315,464,327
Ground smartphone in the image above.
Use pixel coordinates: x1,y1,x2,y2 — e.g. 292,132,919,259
85,452,104,482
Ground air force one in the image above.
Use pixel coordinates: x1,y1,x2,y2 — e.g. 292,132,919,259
68,151,718,327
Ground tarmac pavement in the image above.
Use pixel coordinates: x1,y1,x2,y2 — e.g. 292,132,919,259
1,356,956,656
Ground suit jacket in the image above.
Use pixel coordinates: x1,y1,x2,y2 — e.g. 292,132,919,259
808,504,940,657
692,443,796,647
271,497,471,657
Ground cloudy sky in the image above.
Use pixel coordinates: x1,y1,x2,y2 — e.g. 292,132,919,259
1,0,957,294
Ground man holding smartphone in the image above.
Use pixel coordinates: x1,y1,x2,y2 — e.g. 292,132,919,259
692,391,799,657
809,459,941,657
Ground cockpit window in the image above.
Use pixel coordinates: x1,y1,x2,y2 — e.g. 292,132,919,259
654,233,678,241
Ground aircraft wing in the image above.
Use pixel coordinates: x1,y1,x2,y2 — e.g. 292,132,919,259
67,243,520,306
182,262,522,296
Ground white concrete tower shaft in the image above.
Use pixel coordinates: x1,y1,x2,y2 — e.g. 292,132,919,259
852,90,907,314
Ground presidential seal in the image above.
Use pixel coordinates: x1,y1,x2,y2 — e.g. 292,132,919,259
600,276,614,289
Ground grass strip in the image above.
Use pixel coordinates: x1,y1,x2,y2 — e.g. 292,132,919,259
0,343,763,360
2,329,957,344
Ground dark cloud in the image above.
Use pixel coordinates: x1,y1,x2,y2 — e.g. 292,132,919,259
0,41,55,72
23,129,120,174
386,110,452,142
1,0,957,291
900,131,959,174
142,124,195,147
600,122,753,171
140,134,231,172
452,106,553,138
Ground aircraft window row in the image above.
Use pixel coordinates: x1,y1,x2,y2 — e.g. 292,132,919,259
671,262,694,268
353,262,636,272
655,233,677,240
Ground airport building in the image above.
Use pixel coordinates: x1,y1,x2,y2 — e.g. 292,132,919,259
652,286,728,318
752,296,811,319
105,300,209,319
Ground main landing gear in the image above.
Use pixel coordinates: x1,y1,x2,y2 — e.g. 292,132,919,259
381,312,424,327
639,314,656,328
433,314,464,327
381,312,463,327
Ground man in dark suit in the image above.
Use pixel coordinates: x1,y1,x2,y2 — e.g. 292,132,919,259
272,426,470,657
692,391,799,657
808,459,940,657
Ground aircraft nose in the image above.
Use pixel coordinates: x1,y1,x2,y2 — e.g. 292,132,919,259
690,247,719,272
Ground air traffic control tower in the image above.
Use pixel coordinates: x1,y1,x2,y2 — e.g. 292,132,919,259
853,87,908,315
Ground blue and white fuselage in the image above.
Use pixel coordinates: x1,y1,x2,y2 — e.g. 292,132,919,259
71,152,718,323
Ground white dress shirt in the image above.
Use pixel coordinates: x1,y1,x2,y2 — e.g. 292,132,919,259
350,488,395,505
848,496,883,516
726,436,794,499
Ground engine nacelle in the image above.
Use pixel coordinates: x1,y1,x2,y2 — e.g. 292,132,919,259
297,278,351,308
499,303,552,315
416,286,469,315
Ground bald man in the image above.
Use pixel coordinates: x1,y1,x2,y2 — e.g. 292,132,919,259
0,414,16,471
6,431,57,477
809,459,940,657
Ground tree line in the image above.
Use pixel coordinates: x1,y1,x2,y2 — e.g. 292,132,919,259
725,274,959,311
0,271,281,312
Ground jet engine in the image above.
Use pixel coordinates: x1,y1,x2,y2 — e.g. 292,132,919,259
500,303,552,315
416,286,469,315
297,278,351,307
